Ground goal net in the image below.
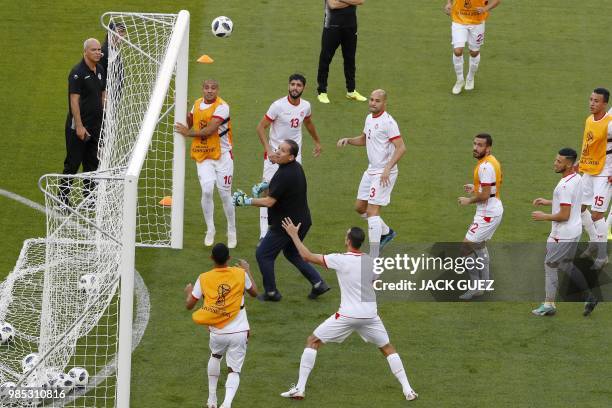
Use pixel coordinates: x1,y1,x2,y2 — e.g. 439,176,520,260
0,10,188,407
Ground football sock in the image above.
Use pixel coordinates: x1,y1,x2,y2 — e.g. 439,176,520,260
467,54,481,81
581,210,597,242
368,216,382,258
201,182,215,233
296,348,317,392
544,263,558,302
207,356,221,402
453,54,464,81
593,218,608,259
387,353,414,395
474,246,490,281
380,217,391,236
219,188,236,233
223,372,240,407
259,207,268,239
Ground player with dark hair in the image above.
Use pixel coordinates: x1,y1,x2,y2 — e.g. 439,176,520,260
457,133,503,300
255,74,323,239
233,140,330,301
279,219,418,402
577,87,612,270
531,148,598,316
185,243,258,408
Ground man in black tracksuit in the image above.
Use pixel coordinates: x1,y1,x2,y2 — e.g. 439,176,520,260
316,0,367,104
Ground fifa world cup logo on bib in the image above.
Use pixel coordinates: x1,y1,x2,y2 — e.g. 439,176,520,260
582,131,594,156
216,283,231,307
464,0,472,8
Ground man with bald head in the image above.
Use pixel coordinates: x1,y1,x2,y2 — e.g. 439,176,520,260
59,38,106,208
337,89,406,256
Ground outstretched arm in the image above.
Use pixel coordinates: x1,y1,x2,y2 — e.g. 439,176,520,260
281,217,326,266
337,133,366,147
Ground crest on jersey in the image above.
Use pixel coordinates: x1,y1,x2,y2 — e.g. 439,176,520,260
300,111,305,117
216,283,231,306
464,0,472,8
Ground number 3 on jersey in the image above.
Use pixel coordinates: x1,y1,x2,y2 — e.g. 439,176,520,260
290,118,300,128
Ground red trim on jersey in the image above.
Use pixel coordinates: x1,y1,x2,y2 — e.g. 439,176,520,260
191,294,199,301
560,203,572,206
264,114,274,122
304,114,312,120
348,249,363,254
372,110,385,118
564,173,577,182
229,150,234,160
322,255,328,269
335,312,340,319
388,135,401,142
480,183,493,186
204,97,217,104
263,151,268,160
483,217,492,223
287,95,300,106
212,115,225,121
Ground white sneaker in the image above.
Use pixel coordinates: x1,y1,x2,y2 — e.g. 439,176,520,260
227,230,237,249
204,230,215,247
219,404,229,408
465,77,474,90
280,385,304,400
405,390,419,401
206,398,217,408
459,289,484,300
452,79,465,95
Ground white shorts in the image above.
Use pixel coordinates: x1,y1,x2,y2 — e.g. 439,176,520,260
581,174,611,213
545,236,579,266
451,21,485,51
357,170,398,206
196,150,234,191
313,313,390,348
465,214,502,242
209,331,248,372
262,152,302,182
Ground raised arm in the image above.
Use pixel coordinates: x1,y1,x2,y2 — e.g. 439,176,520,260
238,259,259,297
281,218,326,266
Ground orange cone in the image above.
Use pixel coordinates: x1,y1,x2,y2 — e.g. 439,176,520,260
197,54,214,64
159,196,173,207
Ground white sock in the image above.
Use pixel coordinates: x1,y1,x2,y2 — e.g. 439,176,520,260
296,348,317,392
453,54,464,81
594,218,608,260
387,353,413,395
380,217,390,236
222,372,240,407
219,188,236,233
368,216,382,258
544,263,558,302
467,54,481,81
259,207,268,239
207,356,221,402
201,183,215,233
474,246,490,281
581,210,597,242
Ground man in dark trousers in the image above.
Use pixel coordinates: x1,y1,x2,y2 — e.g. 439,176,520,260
316,0,367,104
233,140,330,301
59,38,106,207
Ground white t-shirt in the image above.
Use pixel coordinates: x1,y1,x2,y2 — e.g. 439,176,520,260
475,161,503,217
190,100,232,152
550,172,582,240
191,271,252,334
322,252,377,318
264,96,312,151
363,111,402,174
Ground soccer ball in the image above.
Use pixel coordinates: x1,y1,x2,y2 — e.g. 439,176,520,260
53,373,74,392
0,322,15,344
22,352,40,373
68,367,89,388
211,16,233,38
78,274,99,295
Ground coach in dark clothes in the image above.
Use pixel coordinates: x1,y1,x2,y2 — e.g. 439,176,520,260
233,140,330,301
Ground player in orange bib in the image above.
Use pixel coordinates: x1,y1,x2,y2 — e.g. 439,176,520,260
175,79,237,248
443,0,501,94
577,88,612,270
185,243,258,408
458,133,503,300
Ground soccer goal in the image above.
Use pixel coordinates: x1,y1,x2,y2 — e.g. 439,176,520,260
0,10,189,407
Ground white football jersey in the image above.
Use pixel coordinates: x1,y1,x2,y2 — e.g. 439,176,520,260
323,251,377,318
190,101,232,152
550,172,582,240
363,111,402,174
192,271,252,334
475,161,504,217
265,96,312,151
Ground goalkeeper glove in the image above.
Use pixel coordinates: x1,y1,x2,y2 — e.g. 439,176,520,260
232,190,252,207
251,181,269,198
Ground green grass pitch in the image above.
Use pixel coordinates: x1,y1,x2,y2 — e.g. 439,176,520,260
1,1,612,407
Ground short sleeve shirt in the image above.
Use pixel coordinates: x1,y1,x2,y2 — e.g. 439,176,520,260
67,59,106,129
551,173,582,240
265,96,311,151
267,161,311,230
364,111,402,174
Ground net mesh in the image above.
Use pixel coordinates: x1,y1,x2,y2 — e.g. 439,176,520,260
0,12,182,407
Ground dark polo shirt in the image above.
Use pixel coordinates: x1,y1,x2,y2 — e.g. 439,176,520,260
66,59,106,131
